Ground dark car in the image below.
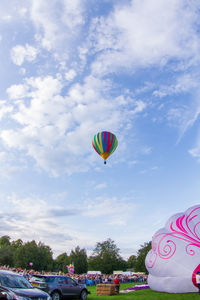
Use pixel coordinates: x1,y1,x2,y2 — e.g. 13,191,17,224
29,275,90,300
0,270,51,300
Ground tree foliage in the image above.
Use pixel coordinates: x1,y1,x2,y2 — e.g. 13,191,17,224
1,238,54,271
88,238,127,274
0,236,13,266
0,237,54,270
127,255,136,269
0,236,11,248
134,241,151,273
70,246,88,274
0,235,151,275
54,253,70,273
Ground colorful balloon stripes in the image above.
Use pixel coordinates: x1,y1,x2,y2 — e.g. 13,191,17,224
92,131,118,163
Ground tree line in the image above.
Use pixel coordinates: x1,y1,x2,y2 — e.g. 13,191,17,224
0,236,151,274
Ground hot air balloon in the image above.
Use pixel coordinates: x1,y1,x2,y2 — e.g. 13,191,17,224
145,205,200,293
92,131,118,164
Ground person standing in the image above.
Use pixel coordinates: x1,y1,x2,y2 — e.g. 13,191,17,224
196,271,200,294
114,276,120,294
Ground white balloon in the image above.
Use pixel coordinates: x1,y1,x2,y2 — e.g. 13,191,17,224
145,205,200,293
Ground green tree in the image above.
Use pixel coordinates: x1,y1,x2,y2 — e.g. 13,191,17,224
37,242,53,271
0,236,11,248
88,238,124,274
14,240,53,271
12,239,23,268
0,246,13,266
11,239,23,249
14,240,38,269
134,241,151,273
70,246,88,274
0,236,13,266
54,253,70,273
127,255,136,269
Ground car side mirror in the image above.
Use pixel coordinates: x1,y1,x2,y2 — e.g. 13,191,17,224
0,292,7,299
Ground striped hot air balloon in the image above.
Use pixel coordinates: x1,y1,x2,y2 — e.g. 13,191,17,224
92,131,118,164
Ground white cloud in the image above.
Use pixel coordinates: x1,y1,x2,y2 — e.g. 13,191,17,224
168,100,200,143
1,15,12,22
153,74,199,98
7,84,29,100
94,183,107,190
149,72,200,143
10,44,38,66
0,101,13,119
0,150,26,179
108,219,126,226
0,1,30,23
1,74,146,175
89,0,200,75
0,193,136,257
30,0,84,52
189,129,200,162
83,196,137,226
141,146,152,155
0,194,77,255
65,69,77,81
128,160,138,166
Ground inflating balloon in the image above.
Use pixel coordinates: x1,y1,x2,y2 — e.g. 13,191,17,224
92,131,118,164
145,205,200,293
67,264,74,273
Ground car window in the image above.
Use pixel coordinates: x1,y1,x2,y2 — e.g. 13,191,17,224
31,276,46,282
0,274,33,289
66,278,76,285
31,276,54,283
57,277,66,284
46,277,55,283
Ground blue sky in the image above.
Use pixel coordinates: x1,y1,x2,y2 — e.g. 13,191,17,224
0,0,200,259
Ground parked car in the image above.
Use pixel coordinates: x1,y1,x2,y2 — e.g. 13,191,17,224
0,270,51,300
29,275,90,300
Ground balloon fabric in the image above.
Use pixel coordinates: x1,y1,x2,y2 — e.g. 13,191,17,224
92,131,118,164
145,205,200,293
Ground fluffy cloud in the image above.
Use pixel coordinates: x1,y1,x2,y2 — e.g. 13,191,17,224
189,128,200,162
0,101,13,119
2,0,200,172
1,74,145,175
65,69,77,81
89,0,200,75
83,195,137,226
10,44,38,66
94,183,107,190
0,194,81,255
30,0,84,52
0,193,137,256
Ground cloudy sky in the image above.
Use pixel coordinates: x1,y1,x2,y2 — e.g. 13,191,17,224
0,0,200,260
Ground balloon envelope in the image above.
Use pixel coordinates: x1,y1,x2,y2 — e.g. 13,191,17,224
92,131,118,162
145,205,200,293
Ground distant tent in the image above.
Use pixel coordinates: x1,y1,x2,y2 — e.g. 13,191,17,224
113,271,123,275
87,271,101,275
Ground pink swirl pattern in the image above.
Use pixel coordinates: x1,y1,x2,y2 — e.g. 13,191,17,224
146,206,200,268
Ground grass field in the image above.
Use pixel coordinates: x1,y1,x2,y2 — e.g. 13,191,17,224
87,283,200,300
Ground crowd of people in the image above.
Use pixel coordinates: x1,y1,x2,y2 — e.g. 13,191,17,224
72,273,147,285
0,265,148,286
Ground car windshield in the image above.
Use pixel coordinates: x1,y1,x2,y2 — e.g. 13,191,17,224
0,274,33,289
31,276,46,282
31,276,54,283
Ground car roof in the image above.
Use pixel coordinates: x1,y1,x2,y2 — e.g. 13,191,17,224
32,274,69,278
0,270,19,276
